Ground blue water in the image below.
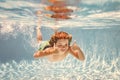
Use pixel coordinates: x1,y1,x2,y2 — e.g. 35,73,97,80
0,0,120,80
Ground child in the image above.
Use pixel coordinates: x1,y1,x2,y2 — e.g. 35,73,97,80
34,11,85,62
33,27,85,62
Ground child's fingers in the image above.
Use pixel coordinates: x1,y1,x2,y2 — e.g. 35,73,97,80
72,40,76,46
53,43,56,49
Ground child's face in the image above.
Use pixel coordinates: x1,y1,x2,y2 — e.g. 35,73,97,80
55,39,69,53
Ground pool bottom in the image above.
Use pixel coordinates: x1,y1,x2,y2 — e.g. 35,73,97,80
0,54,120,80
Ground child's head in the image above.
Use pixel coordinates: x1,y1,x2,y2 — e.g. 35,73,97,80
49,31,72,53
49,31,72,46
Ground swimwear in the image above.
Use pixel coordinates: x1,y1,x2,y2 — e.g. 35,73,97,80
38,41,50,51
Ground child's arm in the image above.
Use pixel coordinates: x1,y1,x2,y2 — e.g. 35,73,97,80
69,42,85,61
33,47,58,58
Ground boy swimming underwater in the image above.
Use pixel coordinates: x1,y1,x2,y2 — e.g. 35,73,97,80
33,11,85,62
33,27,85,62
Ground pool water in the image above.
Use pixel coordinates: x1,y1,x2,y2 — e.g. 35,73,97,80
0,0,120,80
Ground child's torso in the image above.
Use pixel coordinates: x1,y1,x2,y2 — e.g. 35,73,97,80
47,51,68,62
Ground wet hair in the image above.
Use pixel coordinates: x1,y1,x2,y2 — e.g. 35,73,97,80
49,31,72,47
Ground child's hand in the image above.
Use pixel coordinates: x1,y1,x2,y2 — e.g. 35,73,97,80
53,43,59,53
70,41,80,56
69,40,85,61
33,51,41,58
42,43,58,55
71,40,80,50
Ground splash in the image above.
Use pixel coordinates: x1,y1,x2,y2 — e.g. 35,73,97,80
0,54,120,80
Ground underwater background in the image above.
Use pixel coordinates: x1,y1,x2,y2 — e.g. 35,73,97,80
0,0,120,80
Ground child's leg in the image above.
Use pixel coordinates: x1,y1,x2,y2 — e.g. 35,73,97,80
36,27,42,43
36,11,42,43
